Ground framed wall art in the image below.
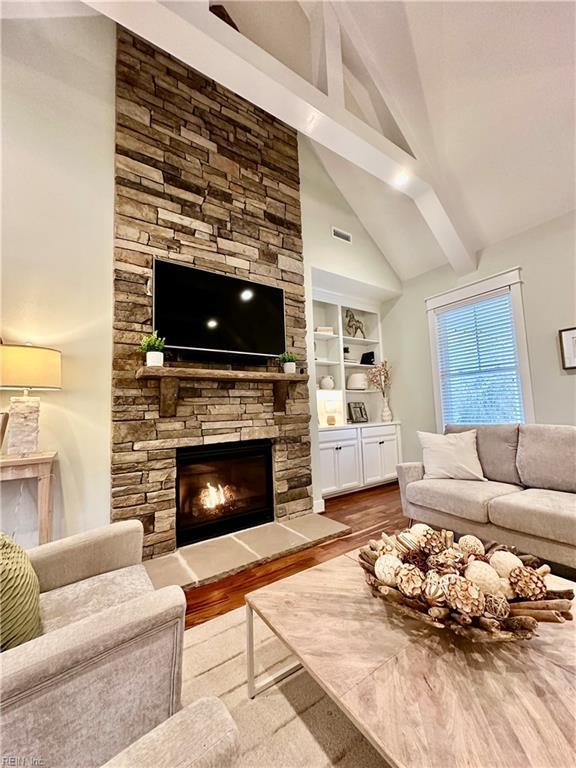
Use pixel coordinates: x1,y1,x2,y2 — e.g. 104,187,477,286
559,327,576,370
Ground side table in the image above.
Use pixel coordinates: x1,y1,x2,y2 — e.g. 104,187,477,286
0,452,57,544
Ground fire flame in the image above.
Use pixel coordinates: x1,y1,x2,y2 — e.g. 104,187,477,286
202,483,226,509
198,481,237,513
202,482,227,509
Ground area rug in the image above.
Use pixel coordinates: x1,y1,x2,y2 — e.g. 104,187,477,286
181,606,388,768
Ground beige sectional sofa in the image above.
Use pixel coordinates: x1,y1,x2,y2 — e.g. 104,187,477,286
0,521,239,768
398,424,576,568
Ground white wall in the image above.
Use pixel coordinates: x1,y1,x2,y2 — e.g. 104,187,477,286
382,212,576,460
299,136,402,295
1,15,116,546
299,134,401,508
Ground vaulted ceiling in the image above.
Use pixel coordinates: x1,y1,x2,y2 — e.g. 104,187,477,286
226,0,576,278
342,0,576,249
4,1,574,281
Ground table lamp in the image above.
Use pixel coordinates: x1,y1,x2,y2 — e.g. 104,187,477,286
0,343,62,455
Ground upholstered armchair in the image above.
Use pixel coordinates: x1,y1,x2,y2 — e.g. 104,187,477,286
0,521,239,768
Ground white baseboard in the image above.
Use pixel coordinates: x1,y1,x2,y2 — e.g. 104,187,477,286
313,498,325,514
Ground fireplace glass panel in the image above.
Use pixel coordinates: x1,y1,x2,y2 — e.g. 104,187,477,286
176,440,273,545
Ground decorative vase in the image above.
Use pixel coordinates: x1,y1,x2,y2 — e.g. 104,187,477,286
146,351,164,367
381,394,393,422
283,362,296,374
319,375,335,390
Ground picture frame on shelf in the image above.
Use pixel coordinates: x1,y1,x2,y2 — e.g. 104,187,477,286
360,351,375,366
559,327,576,370
348,402,368,423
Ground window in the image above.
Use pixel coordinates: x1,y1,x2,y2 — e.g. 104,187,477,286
427,268,534,429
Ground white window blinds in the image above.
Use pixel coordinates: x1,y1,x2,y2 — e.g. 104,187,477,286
433,290,525,425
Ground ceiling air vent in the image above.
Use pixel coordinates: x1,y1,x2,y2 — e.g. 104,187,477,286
331,227,352,244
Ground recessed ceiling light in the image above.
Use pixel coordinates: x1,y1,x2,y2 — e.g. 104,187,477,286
206,319,218,329
392,170,411,189
240,289,254,302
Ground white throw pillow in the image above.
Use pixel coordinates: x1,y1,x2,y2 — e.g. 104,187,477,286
417,430,485,481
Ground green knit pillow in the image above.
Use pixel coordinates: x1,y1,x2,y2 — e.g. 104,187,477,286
0,533,42,651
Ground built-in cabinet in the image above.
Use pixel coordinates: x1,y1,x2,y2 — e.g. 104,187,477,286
318,428,363,494
360,425,400,485
318,422,402,497
310,281,403,500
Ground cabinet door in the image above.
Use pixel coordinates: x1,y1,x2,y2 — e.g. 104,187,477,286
362,437,384,484
338,441,362,491
319,443,339,495
380,435,399,479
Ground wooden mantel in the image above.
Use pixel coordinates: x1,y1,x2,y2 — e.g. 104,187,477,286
136,367,309,417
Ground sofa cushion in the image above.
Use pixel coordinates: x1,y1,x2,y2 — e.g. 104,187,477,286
445,424,521,485
418,430,485,480
406,479,522,523
517,424,576,493
40,564,153,633
489,488,576,546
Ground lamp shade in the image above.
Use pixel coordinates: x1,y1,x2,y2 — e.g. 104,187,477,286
0,344,62,390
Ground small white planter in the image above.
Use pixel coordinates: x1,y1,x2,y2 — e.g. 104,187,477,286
283,362,297,374
146,351,164,367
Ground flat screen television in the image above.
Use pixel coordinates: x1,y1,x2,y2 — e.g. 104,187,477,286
153,258,286,358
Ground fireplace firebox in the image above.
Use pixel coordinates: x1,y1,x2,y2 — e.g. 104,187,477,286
176,440,274,546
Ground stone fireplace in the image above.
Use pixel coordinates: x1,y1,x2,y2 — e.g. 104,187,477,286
176,440,274,546
111,29,313,558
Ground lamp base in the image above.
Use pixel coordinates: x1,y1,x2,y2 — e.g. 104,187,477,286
5,397,40,455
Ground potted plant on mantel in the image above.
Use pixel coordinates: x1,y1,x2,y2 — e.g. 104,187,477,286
140,330,166,367
278,352,297,374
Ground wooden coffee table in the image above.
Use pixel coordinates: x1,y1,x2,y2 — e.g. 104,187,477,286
245,552,575,768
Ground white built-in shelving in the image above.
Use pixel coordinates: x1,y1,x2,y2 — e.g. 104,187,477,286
310,287,402,498
312,294,383,424
342,336,380,347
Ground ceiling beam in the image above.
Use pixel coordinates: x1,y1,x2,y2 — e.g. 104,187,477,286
85,0,476,274
308,2,344,104
330,1,479,273
321,3,345,105
308,4,326,95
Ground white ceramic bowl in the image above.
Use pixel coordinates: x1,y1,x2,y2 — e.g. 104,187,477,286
346,373,368,390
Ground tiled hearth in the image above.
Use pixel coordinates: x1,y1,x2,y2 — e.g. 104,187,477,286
110,30,313,557
143,515,349,589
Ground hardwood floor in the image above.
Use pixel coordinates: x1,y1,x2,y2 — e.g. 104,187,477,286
184,482,407,628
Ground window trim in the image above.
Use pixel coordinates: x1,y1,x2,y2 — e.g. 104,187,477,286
426,267,535,431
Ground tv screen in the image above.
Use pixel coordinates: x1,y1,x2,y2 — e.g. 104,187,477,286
153,259,286,358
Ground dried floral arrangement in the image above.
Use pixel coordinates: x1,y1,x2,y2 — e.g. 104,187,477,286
359,525,574,643
366,361,391,394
